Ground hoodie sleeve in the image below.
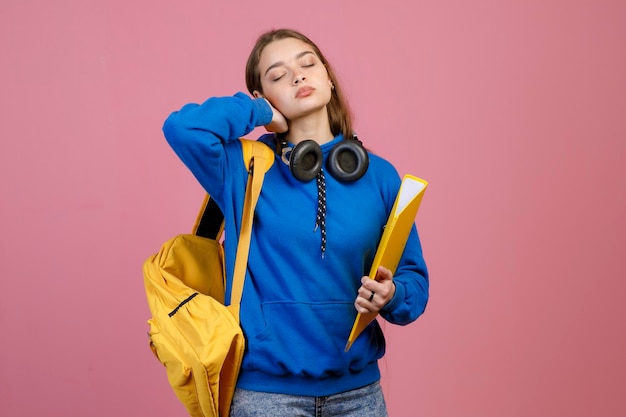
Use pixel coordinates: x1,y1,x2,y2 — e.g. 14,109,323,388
379,225,429,325
162,92,273,199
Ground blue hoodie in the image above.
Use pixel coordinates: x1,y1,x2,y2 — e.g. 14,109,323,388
163,93,429,396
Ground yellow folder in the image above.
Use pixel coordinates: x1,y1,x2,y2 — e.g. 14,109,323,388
345,174,428,352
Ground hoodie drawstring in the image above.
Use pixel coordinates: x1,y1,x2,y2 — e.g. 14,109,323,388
314,169,327,257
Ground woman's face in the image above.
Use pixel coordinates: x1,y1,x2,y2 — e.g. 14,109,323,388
255,37,332,121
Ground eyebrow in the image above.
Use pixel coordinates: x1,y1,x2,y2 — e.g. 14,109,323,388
263,51,315,77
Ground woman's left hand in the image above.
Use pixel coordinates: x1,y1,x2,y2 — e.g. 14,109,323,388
354,266,396,314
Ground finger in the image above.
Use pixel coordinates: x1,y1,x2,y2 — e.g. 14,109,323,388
357,286,371,301
354,295,377,314
375,266,393,282
354,300,370,314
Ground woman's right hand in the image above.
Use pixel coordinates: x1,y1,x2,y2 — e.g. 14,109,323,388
261,98,288,133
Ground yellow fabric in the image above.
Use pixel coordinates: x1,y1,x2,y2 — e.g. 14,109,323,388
157,234,226,303
143,139,272,417
144,244,242,417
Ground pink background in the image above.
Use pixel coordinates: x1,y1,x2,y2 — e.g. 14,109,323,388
1,1,625,416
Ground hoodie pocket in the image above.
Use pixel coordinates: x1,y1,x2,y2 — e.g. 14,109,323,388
247,301,384,378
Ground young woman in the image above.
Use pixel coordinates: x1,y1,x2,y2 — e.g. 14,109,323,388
163,28,429,417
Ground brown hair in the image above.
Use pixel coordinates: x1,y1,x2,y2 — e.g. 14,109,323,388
245,29,354,140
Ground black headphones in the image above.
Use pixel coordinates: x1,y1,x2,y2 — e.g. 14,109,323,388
277,135,369,182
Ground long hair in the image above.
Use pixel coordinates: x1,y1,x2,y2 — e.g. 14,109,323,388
245,29,354,140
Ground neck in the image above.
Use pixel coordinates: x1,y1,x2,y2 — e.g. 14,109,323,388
286,107,334,145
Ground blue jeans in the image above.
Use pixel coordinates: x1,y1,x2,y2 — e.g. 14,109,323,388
229,381,388,417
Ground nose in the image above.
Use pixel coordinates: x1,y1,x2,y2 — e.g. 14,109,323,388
293,73,306,85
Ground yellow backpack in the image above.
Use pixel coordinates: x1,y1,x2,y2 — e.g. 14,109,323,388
143,139,273,417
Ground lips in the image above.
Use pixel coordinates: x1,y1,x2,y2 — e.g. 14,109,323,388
295,86,315,98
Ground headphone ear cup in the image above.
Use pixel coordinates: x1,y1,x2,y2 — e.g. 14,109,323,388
289,140,323,182
326,140,369,182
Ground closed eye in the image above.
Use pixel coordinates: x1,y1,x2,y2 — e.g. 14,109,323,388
270,71,287,82
299,58,316,68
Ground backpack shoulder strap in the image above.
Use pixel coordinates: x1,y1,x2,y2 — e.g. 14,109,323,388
229,139,273,317
240,139,274,174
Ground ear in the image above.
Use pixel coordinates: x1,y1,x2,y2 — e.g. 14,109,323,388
253,90,264,99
